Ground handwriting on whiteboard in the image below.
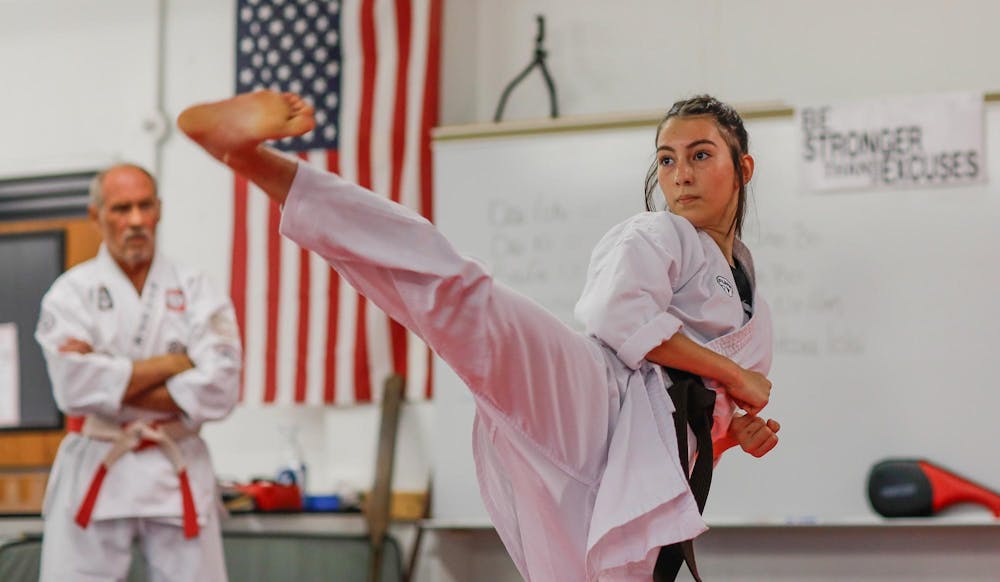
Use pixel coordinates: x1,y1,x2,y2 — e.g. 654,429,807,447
485,193,634,329
753,221,865,357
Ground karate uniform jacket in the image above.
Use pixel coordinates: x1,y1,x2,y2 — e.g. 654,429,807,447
35,245,242,524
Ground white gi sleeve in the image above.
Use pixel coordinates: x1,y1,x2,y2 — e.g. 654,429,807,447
574,216,687,370
35,282,132,417
165,272,242,426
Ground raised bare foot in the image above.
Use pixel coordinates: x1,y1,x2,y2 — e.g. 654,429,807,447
177,91,316,161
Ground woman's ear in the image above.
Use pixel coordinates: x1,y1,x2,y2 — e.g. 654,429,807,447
741,154,755,185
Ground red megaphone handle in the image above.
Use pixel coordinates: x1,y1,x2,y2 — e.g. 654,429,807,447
918,460,1000,517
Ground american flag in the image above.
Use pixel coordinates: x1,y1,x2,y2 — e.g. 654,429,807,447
233,0,441,405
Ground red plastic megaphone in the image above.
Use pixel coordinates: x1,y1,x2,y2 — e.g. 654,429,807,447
867,459,1000,518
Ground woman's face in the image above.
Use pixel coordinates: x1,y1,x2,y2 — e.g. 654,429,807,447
656,116,751,236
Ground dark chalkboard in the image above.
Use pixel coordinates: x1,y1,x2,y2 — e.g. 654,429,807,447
0,231,64,430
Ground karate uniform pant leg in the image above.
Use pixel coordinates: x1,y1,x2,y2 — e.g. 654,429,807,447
40,510,227,582
283,165,611,459
138,513,227,582
283,166,616,580
39,505,138,582
39,464,227,582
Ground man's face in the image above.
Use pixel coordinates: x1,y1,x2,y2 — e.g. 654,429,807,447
90,166,160,269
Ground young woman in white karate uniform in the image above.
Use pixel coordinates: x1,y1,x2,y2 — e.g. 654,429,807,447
178,91,779,582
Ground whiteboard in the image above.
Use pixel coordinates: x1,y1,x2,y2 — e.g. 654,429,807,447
430,103,1000,524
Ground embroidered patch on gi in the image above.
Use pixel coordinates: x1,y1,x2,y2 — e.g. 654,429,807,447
166,288,186,312
716,275,734,297
97,286,114,311
167,340,187,355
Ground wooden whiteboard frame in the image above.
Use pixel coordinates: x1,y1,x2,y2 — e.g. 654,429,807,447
435,92,1000,142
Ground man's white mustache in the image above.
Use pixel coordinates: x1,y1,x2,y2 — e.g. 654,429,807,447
124,230,152,242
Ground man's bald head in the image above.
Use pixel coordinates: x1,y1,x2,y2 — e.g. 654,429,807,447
88,164,158,209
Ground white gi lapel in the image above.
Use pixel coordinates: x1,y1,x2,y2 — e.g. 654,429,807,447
90,246,140,358
129,254,170,360
702,297,773,443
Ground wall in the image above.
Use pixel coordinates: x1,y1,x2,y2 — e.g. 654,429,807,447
0,0,160,176
3,0,1000,579
442,0,1000,125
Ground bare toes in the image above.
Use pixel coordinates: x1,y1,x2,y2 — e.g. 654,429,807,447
284,93,308,113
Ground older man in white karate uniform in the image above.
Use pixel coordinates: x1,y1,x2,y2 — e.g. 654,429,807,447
35,164,242,581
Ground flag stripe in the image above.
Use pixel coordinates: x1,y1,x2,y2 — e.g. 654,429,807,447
293,152,310,403
335,274,358,406
420,0,442,398
386,0,413,380
390,0,412,206
295,246,310,403
363,0,397,402
263,200,282,403
323,268,339,404
352,0,379,403
401,0,429,401
419,0,441,225
306,249,328,406
354,298,372,401
337,0,362,406
277,224,300,404
324,150,341,404
243,184,268,406
357,0,378,192
231,175,249,401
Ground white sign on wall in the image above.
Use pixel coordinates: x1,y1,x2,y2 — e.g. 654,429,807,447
0,323,20,427
797,92,985,192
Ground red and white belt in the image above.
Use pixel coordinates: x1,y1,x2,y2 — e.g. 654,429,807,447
66,415,200,538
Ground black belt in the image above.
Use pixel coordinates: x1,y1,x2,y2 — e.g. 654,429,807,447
653,367,717,582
